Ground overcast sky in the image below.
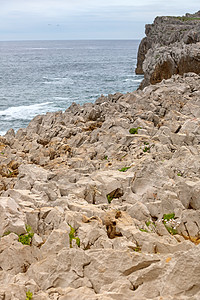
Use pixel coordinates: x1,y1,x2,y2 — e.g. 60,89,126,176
0,0,199,40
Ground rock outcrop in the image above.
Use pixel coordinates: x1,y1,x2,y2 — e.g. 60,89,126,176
136,11,200,88
1,72,200,299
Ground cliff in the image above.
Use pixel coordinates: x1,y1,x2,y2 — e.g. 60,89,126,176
136,11,200,88
0,72,200,299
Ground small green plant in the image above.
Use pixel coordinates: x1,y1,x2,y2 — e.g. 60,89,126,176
129,127,141,134
139,228,148,233
133,246,141,252
2,230,11,237
118,166,131,172
163,213,175,221
18,225,34,246
107,194,113,204
177,173,182,176
69,225,80,248
143,141,149,145
76,237,80,247
143,146,150,153
104,155,108,160
165,225,178,235
162,213,177,235
145,221,151,227
26,290,33,300
1,152,4,155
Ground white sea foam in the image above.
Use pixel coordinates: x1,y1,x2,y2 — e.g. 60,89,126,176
0,130,6,136
124,78,135,82
133,79,143,82
43,77,74,85
53,96,70,100
124,77,143,83
26,48,74,50
0,102,53,121
25,48,50,50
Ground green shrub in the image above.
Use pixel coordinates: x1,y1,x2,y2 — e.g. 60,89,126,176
118,166,131,172
143,146,150,153
139,228,148,233
129,127,141,134
107,194,113,204
145,221,151,227
162,213,177,235
165,225,177,235
163,213,175,221
69,225,80,248
26,290,33,300
18,225,34,246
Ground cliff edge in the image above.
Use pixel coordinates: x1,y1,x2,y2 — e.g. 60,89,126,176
136,11,200,88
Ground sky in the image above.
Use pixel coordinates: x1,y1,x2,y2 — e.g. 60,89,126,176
0,0,200,40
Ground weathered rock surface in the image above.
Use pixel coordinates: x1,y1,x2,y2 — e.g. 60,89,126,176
136,11,200,88
1,73,200,298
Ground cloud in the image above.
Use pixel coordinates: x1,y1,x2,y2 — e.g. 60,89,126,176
0,0,200,40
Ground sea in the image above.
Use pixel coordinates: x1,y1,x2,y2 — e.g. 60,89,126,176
0,40,143,135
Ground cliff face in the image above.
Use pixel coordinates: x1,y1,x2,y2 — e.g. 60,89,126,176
136,11,200,88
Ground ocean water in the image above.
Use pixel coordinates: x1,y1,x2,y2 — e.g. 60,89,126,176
0,40,143,135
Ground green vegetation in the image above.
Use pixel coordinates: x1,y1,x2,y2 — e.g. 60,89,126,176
165,225,178,235
162,213,177,235
107,194,113,204
26,290,33,300
167,16,200,21
145,221,151,227
118,166,131,172
104,155,108,160
133,246,141,252
143,141,149,145
2,230,11,237
69,225,80,248
145,221,156,228
139,228,148,233
143,146,150,153
177,173,182,177
163,213,175,221
18,225,34,246
129,127,141,134
177,16,200,21
133,242,142,252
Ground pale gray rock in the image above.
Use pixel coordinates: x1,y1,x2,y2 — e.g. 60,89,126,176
0,197,26,236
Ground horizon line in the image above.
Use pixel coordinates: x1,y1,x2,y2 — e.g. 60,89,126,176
0,38,143,42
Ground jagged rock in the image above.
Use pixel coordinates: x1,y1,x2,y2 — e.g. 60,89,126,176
0,197,27,236
1,47,200,298
136,12,200,88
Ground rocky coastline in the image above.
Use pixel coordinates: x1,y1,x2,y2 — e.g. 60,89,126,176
1,13,200,300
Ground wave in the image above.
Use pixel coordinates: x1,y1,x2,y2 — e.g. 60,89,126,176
43,77,74,85
53,96,70,101
24,47,74,50
0,102,53,121
124,78,143,82
25,48,50,50
0,130,6,136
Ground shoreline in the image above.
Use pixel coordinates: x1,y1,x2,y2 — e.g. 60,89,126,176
0,12,200,300
0,71,200,299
